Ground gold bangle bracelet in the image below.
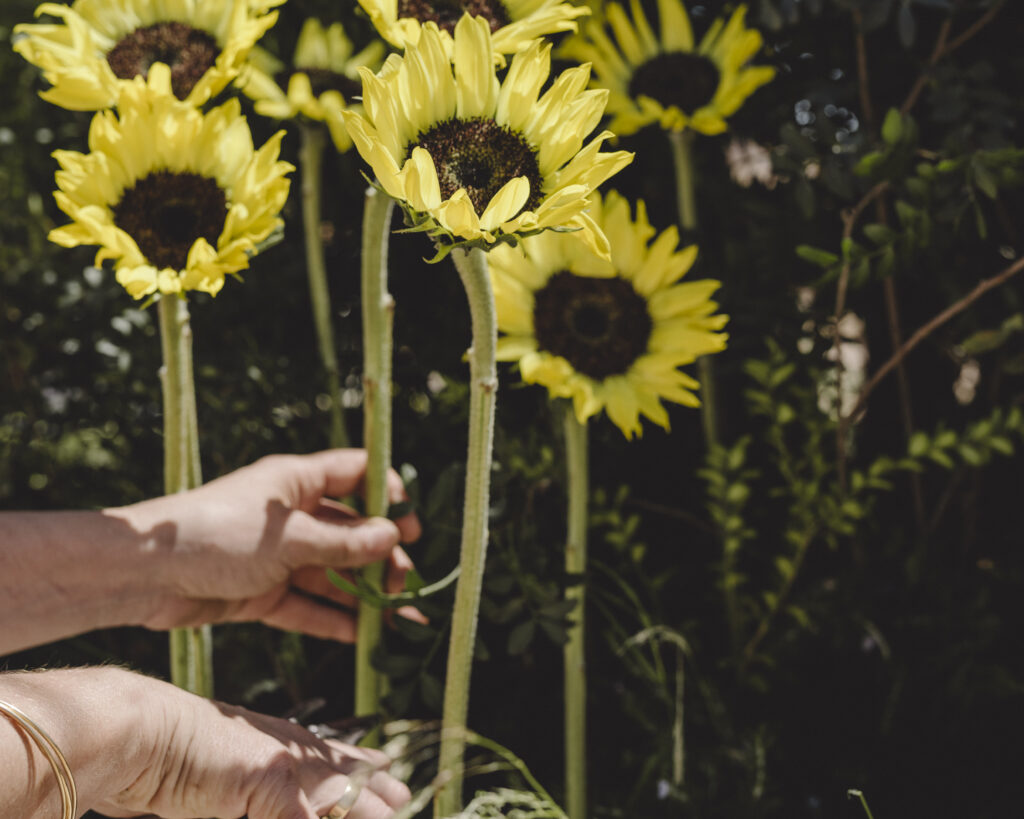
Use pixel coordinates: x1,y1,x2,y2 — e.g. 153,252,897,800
0,698,78,819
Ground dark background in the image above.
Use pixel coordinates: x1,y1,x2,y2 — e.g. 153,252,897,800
2,0,1023,816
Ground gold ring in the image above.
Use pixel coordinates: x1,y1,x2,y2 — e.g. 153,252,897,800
324,779,360,819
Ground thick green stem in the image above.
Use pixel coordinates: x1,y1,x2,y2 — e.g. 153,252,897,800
435,247,498,819
669,129,699,235
354,187,396,727
668,129,719,449
562,406,589,819
158,296,213,698
300,124,349,449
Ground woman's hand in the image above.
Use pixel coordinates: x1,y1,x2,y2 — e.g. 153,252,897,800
122,449,424,642
0,667,410,819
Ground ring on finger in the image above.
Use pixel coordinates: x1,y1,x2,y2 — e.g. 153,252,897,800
324,779,361,819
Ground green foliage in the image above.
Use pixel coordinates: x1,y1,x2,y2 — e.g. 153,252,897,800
4,0,1024,816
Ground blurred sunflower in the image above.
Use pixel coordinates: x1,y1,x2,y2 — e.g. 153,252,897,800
13,0,279,111
341,14,633,258
357,0,587,57
238,18,385,152
489,190,728,438
49,64,293,299
560,0,774,136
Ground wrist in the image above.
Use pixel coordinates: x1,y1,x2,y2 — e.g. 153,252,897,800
0,667,155,814
0,510,160,653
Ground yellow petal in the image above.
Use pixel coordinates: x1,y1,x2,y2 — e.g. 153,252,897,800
657,0,694,51
454,14,499,118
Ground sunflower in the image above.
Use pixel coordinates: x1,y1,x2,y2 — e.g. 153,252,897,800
560,0,775,136
357,0,587,58
13,0,279,111
48,64,293,299
341,14,633,259
237,18,386,153
489,189,728,438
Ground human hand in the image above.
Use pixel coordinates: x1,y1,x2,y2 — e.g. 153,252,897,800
122,449,423,642
107,676,409,819
0,667,409,819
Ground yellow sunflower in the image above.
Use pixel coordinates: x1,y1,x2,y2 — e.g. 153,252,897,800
13,0,279,111
341,14,633,259
490,189,728,438
237,18,386,153
48,64,293,299
560,0,775,136
357,0,587,58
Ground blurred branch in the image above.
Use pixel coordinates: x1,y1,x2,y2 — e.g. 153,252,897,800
900,1,1006,115
840,253,1024,436
850,13,923,521
834,181,891,320
834,180,889,495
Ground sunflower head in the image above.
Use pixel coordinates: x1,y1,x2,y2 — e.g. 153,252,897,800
238,18,386,152
341,14,633,261
490,189,728,438
48,64,293,300
13,0,279,111
357,0,588,58
560,0,775,136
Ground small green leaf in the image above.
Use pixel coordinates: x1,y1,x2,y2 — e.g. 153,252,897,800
863,223,895,245
882,108,904,145
507,619,536,655
796,244,840,268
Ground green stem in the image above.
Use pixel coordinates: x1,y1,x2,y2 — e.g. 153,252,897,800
158,295,213,698
435,247,498,819
354,186,396,728
668,129,719,450
562,405,588,819
669,129,698,235
300,124,349,449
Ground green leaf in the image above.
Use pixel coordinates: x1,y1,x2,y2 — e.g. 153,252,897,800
420,673,444,710
507,620,536,655
972,158,999,199
786,605,813,630
958,443,984,466
988,436,1015,456
796,244,840,268
863,223,895,245
908,432,929,457
882,108,904,145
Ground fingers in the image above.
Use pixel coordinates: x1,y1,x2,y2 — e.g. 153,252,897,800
386,472,422,544
258,591,357,643
283,450,372,510
284,514,401,570
385,548,430,626
366,769,413,809
273,450,422,540
314,498,420,546
385,546,414,595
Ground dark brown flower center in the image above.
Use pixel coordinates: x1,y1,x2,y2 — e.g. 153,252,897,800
533,271,652,379
397,0,511,34
280,67,362,101
106,21,220,100
412,117,543,216
628,52,721,115
113,171,227,270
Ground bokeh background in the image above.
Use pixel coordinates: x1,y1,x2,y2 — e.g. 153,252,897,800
3,0,1024,816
